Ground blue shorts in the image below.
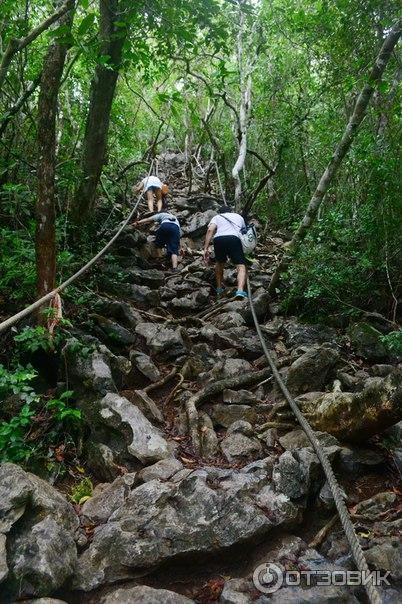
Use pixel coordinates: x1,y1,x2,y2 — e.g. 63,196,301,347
154,222,180,256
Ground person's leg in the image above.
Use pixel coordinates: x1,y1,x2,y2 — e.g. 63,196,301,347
146,189,154,212
215,262,225,289
155,188,163,212
171,254,178,269
236,263,247,292
166,224,180,270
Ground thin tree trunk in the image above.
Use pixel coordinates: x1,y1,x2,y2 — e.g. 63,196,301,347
0,0,72,93
0,74,41,138
35,1,75,319
232,7,252,210
268,20,401,294
71,0,128,222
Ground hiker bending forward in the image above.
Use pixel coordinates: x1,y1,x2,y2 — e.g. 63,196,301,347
134,175,164,213
135,212,181,270
203,205,248,299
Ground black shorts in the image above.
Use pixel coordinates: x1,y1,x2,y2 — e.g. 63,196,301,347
154,222,180,256
213,235,246,265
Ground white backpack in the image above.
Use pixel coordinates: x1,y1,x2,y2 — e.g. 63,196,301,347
222,214,257,254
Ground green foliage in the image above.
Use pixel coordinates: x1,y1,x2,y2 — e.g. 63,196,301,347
0,364,82,470
69,477,93,504
14,326,55,353
380,331,402,356
0,403,36,463
46,390,82,422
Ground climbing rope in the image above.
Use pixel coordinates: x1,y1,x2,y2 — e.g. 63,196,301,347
0,160,155,335
247,277,382,604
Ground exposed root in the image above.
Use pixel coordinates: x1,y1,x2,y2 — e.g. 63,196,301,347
144,366,178,393
165,373,184,406
309,514,339,549
185,367,271,451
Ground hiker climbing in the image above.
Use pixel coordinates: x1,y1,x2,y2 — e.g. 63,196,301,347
134,174,165,213
203,204,248,299
134,211,181,270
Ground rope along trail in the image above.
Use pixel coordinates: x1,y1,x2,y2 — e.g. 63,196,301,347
0,160,154,335
247,276,382,604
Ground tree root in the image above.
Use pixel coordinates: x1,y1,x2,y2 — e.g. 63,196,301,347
165,373,184,406
144,367,178,393
185,367,271,452
309,514,338,549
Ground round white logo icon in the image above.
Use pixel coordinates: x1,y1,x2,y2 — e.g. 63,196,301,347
253,562,284,594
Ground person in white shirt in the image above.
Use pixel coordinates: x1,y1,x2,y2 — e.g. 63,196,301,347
203,205,248,299
134,175,163,213
134,212,181,270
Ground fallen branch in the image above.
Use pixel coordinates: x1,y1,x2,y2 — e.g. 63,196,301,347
165,373,185,406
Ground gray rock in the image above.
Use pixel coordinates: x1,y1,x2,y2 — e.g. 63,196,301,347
124,267,165,288
221,432,262,462
93,297,142,328
81,474,137,526
211,404,254,428
199,412,220,458
97,393,171,465
138,458,184,483
349,322,387,361
259,428,278,448
62,338,116,395
283,321,338,348
286,345,339,395
124,389,164,424
272,447,327,500
10,517,76,597
212,358,253,380
269,585,359,603
170,288,210,310
0,464,78,598
279,429,339,451
212,311,246,329
135,323,188,359
223,389,256,405
371,364,396,377
365,537,401,580
74,465,303,591
338,447,385,475
29,598,67,604
129,351,161,382
106,282,160,307
352,491,396,521
183,209,216,237
227,420,254,436
86,442,120,482
90,314,136,346
100,585,195,603
220,578,254,603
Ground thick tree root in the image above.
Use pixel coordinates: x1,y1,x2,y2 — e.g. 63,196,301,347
185,367,272,452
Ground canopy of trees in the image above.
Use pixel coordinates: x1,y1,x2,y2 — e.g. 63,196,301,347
0,0,400,318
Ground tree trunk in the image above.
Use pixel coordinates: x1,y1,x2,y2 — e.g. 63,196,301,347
232,7,252,210
71,0,128,222
268,20,401,295
35,1,75,320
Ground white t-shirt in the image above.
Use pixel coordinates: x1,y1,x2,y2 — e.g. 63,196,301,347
209,212,246,238
142,176,162,190
152,212,181,230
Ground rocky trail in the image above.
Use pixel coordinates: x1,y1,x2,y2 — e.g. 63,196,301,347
1,153,401,604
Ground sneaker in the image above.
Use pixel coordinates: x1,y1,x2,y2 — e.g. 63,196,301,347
234,290,248,299
216,286,225,298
